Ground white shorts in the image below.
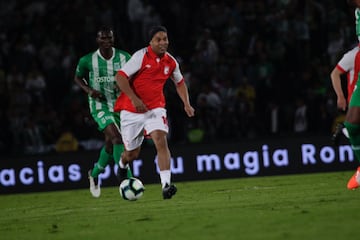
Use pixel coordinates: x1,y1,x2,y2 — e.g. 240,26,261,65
120,108,169,151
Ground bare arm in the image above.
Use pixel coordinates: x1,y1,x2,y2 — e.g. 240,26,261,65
330,67,346,111
115,73,148,112
176,81,195,117
74,75,104,100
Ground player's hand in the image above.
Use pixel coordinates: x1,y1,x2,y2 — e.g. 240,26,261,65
337,97,347,111
88,89,105,101
184,105,195,117
131,97,148,112
114,84,120,92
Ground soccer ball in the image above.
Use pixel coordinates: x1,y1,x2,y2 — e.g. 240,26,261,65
119,177,145,201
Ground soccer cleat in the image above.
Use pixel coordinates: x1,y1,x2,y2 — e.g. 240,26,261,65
162,183,177,199
347,167,360,190
116,166,133,183
331,123,345,146
88,170,101,198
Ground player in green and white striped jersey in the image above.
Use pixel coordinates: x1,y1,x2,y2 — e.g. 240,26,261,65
74,26,132,197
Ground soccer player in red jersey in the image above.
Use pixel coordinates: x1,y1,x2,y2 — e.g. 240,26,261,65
114,26,195,199
330,45,360,144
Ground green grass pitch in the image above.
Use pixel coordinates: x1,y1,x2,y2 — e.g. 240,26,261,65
1,171,359,240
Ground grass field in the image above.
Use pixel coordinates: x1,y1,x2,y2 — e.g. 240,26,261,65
0,171,359,240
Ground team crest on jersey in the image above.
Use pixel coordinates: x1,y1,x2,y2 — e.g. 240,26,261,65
97,111,105,118
164,66,169,75
114,62,121,70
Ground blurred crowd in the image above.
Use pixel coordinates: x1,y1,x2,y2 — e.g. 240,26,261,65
0,0,355,156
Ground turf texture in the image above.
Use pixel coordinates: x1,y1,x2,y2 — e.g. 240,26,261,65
0,171,359,240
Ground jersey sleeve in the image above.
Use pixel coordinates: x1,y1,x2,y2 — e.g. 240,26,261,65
118,48,145,78
337,47,357,73
170,57,184,85
75,56,88,78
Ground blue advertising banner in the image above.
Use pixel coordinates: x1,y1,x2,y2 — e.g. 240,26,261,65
0,136,356,194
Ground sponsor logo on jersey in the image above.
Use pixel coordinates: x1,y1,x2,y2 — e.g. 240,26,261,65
95,76,114,83
97,111,105,118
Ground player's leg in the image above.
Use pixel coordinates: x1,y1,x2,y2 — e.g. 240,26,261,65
150,129,177,199
110,113,133,178
103,122,133,178
344,82,360,189
113,143,133,179
150,130,171,183
117,110,143,182
343,119,360,189
88,111,115,197
117,147,141,182
146,108,177,199
88,145,112,197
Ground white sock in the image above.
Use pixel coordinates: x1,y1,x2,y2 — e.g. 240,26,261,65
160,170,171,188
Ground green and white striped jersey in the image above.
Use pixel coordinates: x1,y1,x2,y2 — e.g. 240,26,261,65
75,47,131,113
356,8,360,42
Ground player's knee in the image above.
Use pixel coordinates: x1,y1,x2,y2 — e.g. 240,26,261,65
104,143,113,154
124,149,140,162
111,136,122,145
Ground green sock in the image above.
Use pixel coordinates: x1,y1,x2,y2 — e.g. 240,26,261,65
344,121,360,163
113,144,124,165
91,146,112,178
113,144,133,178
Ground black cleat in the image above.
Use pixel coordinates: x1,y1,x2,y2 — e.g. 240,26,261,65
332,123,344,146
116,167,127,183
162,183,177,199
116,166,133,183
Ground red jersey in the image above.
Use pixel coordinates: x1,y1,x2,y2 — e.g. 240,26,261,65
114,46,184,112
335,45,360,103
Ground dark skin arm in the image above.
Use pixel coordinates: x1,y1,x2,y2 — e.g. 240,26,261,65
74,76,105,100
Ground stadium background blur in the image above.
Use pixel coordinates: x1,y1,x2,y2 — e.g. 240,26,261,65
0,0,355,156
